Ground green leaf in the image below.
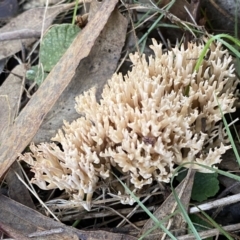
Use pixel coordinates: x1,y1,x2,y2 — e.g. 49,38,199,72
39,24,80,72
191,172,219,202
26,65,48,85
26,65,39,80
176,170,219,202
26,24,80,85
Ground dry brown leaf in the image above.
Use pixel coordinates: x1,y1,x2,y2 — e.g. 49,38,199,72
202,0,240,33
0,3,75,60
0,194,137,240
159,0,191,21
33,2,128,143
154,0,202,43
5,161,35,209
0,64,24,139
0,221,31,240
159,0,202,23
219,145,240,171
0,64,35,208
0,0,119,179
218,175,240,195
140,170,196,239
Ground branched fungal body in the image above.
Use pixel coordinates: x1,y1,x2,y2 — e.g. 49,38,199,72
20,39,239,210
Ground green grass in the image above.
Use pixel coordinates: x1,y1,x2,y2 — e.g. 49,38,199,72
194,34,240,72
114,173,178,240
72,0,79,25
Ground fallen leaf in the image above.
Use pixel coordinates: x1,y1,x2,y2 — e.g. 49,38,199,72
202,0,240,33
5,161,35,209
140,170,196,239
0,194,137,240
0,0,118,179
0,221,31,240
33,2,128,143
159,0,191,21
219,145,240,171
218,175,240,195
0,65,35,209
0,64,24,140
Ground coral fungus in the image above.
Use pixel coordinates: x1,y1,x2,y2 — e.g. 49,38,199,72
20,39,239,209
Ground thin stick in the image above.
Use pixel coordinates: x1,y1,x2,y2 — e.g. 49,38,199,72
0,29,41,41
178,223,240,240
190,193,240,214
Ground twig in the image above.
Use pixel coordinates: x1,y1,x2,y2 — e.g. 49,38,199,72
190,193,240,214
177,223,240,240
28,228,64,237
117,187,160,227
0,29,41,41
